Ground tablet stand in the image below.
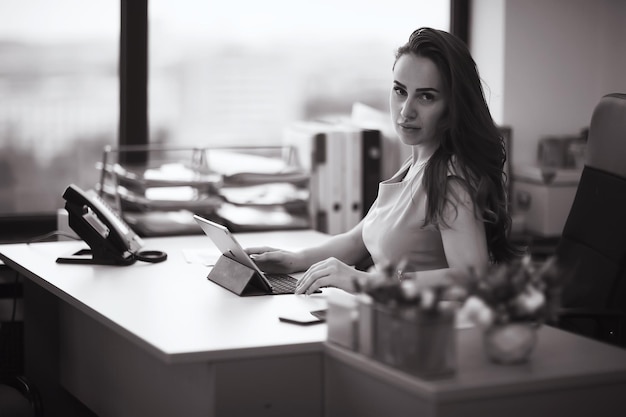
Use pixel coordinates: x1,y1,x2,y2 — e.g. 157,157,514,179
207,255,268,296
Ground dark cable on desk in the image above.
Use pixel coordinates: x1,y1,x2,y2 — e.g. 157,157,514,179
27,230,167,264
130,250,168,263
26,231,82,244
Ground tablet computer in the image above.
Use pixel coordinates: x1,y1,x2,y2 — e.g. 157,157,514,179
194,214,300,295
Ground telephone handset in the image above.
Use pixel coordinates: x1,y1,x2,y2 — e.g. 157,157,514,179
57,184,167,265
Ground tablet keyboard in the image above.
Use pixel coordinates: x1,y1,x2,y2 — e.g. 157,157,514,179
266,273,299,294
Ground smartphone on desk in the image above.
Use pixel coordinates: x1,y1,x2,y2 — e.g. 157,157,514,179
278,309,326,325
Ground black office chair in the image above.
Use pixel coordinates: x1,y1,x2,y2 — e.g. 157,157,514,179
553,93,626,348
0,375,42,417
0,263,43,417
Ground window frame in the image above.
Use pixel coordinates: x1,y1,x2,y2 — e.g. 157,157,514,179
119,0,149,163
0,0,467,242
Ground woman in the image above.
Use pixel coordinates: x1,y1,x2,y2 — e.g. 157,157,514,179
246,27,519,295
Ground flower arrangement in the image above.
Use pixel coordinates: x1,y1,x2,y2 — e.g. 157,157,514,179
354,263,451,315
459,254,565,328
348,255,566,366
351,263,457,377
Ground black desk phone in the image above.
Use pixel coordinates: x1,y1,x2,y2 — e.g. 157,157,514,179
57,184,167,265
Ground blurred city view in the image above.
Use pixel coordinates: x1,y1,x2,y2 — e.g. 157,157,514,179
0,40,118,213
0,0,448,216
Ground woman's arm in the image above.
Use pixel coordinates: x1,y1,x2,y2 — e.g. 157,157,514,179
298,221,369,269
402,179,489,288
247,221,373,294
246,221,370,273
293,222,375,294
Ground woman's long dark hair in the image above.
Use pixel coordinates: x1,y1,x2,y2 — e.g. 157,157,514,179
395,28,521,263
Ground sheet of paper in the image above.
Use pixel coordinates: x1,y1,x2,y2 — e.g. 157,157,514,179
181,249,219,266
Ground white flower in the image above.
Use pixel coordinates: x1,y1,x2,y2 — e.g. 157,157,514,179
420,288,435,309
459,296,494,327
512,286,546,316
400,279,420,300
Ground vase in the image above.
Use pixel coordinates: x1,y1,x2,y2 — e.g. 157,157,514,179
483,322,539,364
373,305,456,378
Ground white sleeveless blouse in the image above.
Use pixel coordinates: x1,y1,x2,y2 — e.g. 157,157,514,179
361,158,448,272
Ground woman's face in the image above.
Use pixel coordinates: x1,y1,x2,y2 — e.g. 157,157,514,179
390,54,447,148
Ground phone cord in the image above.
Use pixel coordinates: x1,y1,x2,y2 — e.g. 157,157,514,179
132,250,168,263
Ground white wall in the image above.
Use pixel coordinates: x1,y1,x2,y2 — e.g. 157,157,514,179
471,0,626,166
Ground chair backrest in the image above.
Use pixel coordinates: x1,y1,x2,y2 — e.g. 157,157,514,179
586,93,626,177
557,93,626,314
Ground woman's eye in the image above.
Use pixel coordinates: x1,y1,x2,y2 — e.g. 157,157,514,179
418,93,435,102
393,86,407,96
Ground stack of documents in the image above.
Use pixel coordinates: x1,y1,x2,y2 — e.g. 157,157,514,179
209,148,312,232
98,161,223,213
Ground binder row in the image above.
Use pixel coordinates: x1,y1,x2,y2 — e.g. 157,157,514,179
283,120,383,235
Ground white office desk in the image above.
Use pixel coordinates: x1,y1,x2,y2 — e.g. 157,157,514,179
4,231,626,417
0,230,334,417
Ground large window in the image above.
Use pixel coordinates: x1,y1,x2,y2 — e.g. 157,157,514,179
148,0,450,148
0,0,120,218
0,0,453,236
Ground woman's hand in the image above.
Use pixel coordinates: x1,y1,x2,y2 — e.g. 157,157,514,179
244,246,301,274
295,257,367,295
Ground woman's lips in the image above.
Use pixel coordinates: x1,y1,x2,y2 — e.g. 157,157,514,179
399,124,421,131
